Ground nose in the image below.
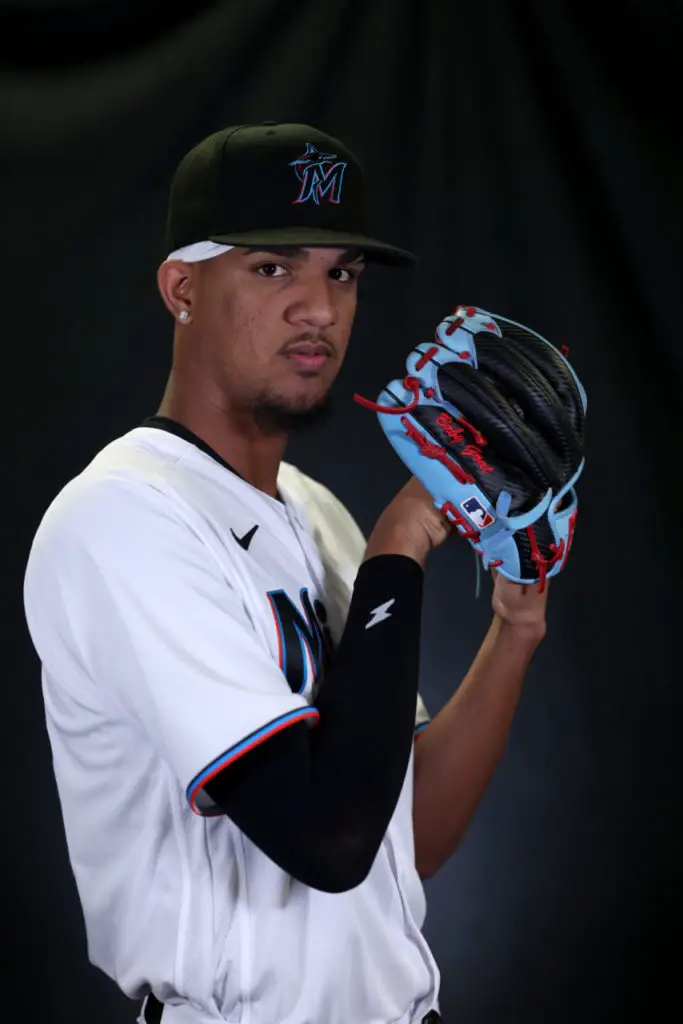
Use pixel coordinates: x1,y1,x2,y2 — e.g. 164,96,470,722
285,274,338,330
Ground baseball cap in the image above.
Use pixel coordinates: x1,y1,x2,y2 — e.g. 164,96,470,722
164,122,417,267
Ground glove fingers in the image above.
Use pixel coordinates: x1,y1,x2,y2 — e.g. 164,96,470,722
436,362,566,493
474,336,584,478
498,322,586,442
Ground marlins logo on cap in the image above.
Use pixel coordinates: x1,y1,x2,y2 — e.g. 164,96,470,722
290,143,348,206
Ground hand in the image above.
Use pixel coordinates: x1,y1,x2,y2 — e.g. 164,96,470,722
491,569,548,639
365,477,453,568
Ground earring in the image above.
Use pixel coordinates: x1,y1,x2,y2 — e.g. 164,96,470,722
178,310,190,323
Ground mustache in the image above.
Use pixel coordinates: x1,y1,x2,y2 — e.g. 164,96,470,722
279,333,336,356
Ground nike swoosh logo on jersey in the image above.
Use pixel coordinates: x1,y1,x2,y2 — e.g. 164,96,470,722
230,525,259,551
365,598,395,629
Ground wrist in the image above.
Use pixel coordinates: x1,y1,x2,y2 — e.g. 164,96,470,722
364,528,430,568
494,614,546,647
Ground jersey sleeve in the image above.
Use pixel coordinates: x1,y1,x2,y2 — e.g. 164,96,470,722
23,475,317,816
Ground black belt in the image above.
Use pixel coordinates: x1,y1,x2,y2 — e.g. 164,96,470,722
144,993,441,1023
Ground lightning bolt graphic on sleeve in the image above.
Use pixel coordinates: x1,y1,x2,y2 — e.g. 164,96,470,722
365,598,396,630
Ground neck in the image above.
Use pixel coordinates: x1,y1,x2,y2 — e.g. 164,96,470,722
157,373,287,499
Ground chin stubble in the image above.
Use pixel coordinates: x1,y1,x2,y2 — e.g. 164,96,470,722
250,392,333,436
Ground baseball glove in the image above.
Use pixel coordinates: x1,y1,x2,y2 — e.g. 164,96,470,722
354,305,587,591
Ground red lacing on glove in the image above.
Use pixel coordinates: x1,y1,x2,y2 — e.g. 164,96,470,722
444,308,476,359
526,527,567,593
445,316,464,336
415,346,440,371
440,501,480,541
445,306,477,337
401,418,475,485
353,375,422,414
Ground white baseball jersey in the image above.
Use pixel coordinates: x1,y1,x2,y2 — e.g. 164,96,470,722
23,424,441,1024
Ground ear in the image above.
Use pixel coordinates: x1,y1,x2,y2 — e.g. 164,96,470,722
157,261,195,322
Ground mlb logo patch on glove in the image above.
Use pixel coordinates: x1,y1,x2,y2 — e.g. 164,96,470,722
461,496,495,530
354,305,587,590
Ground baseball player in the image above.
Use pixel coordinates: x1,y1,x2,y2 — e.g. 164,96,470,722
23,123,549,1024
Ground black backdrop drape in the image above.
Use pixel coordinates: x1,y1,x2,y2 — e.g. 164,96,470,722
5,1,681,1021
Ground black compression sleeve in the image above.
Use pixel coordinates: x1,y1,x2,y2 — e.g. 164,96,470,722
204,554,424,892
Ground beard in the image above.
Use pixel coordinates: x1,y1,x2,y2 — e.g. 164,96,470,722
250,389,333,437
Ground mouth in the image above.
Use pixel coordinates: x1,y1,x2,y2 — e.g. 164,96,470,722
282,344,334,373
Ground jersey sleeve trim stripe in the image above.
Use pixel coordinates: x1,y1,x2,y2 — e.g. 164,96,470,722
413,721,429,739
186,707,320,814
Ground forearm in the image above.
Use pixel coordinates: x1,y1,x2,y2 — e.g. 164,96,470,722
413,616,543,878
207,554,424,892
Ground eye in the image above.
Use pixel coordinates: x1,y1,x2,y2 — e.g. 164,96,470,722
329,267,358,283
255,262,288,278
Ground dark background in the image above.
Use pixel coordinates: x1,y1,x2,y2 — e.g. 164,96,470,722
5,0,681,1021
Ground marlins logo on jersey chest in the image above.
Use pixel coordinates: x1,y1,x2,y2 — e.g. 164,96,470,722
266,588,335,702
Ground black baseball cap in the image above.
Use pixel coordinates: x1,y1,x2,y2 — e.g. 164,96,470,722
165,122,417,267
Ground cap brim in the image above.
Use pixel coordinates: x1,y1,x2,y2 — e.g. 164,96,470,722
207,227,417,267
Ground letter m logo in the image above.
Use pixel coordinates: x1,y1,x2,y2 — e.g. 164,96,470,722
290,143,347,206
267,587,334,699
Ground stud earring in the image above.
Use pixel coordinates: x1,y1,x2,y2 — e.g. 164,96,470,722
178,310,190,323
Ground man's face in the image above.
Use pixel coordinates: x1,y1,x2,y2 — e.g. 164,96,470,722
188,245,365,432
